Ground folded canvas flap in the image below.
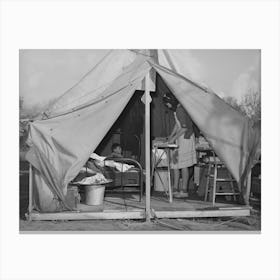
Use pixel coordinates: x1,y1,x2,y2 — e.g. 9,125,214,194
28,58,151,210
45,50,138,118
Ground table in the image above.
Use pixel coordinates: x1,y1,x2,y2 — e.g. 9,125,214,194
151,142,178,203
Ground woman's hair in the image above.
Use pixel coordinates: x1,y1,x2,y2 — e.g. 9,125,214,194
163,92,178,111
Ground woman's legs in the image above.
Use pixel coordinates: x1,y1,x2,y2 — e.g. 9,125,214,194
181,167,189,193
188,166,194,188
173,168,180,192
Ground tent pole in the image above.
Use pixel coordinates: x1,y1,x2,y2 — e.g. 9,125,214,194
28,163,33,221
145,72,152,221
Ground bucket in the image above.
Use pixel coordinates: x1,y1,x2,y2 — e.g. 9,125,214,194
85,184,105,205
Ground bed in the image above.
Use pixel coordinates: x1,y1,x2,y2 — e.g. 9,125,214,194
103,157,143,201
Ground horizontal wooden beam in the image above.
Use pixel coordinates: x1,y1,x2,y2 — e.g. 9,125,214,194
29,210,146,221
28,206,250,221
154,208,250,219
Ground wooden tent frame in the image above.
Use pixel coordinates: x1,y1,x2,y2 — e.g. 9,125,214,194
27,74,252,222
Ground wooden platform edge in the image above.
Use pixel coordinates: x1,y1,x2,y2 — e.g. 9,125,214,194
28,210,146,221
154,207,251,219
27,207,251,221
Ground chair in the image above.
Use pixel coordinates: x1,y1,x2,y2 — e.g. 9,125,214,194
204,151,241,205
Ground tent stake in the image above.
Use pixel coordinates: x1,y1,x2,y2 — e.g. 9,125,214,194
145,72,152,221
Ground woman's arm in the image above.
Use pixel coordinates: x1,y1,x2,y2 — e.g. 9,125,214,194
167,123,179,141
169,127,188,143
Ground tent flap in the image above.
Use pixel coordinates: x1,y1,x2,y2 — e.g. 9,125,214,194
152,61,260,192
27,57,151,212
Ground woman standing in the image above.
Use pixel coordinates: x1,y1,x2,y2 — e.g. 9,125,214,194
164,94,197,198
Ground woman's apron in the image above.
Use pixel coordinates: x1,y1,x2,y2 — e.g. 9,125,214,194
170,112,197,169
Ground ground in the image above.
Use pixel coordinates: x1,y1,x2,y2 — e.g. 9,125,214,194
20,214,261,232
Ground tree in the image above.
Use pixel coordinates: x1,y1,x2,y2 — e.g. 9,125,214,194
224,96,243,112
240,90,261,122
223,90,261,124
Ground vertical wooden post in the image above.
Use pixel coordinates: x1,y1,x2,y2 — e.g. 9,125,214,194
212,164,218,205
166,149,173,203
245,169,252,206
28,163,33,221
145,72,152,221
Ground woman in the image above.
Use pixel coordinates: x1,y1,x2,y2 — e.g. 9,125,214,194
164,94,197,198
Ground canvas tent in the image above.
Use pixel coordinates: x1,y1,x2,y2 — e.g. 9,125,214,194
25,49,261,215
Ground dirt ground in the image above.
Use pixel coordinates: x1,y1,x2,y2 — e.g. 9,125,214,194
20,161,261,232
20,214,261,232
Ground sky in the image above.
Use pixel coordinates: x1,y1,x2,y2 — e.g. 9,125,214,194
187,49,260,100
19,49,260,112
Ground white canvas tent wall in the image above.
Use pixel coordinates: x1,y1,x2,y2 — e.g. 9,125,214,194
25,49,260,216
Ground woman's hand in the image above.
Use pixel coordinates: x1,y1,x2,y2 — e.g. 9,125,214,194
168,137,175,144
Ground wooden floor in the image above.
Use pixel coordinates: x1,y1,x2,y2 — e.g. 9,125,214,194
29,192,251,221
76,193,242,211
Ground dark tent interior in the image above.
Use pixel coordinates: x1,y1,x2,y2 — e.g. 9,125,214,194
95,74,176,166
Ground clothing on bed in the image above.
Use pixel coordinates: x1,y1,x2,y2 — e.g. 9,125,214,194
89,153,134,172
